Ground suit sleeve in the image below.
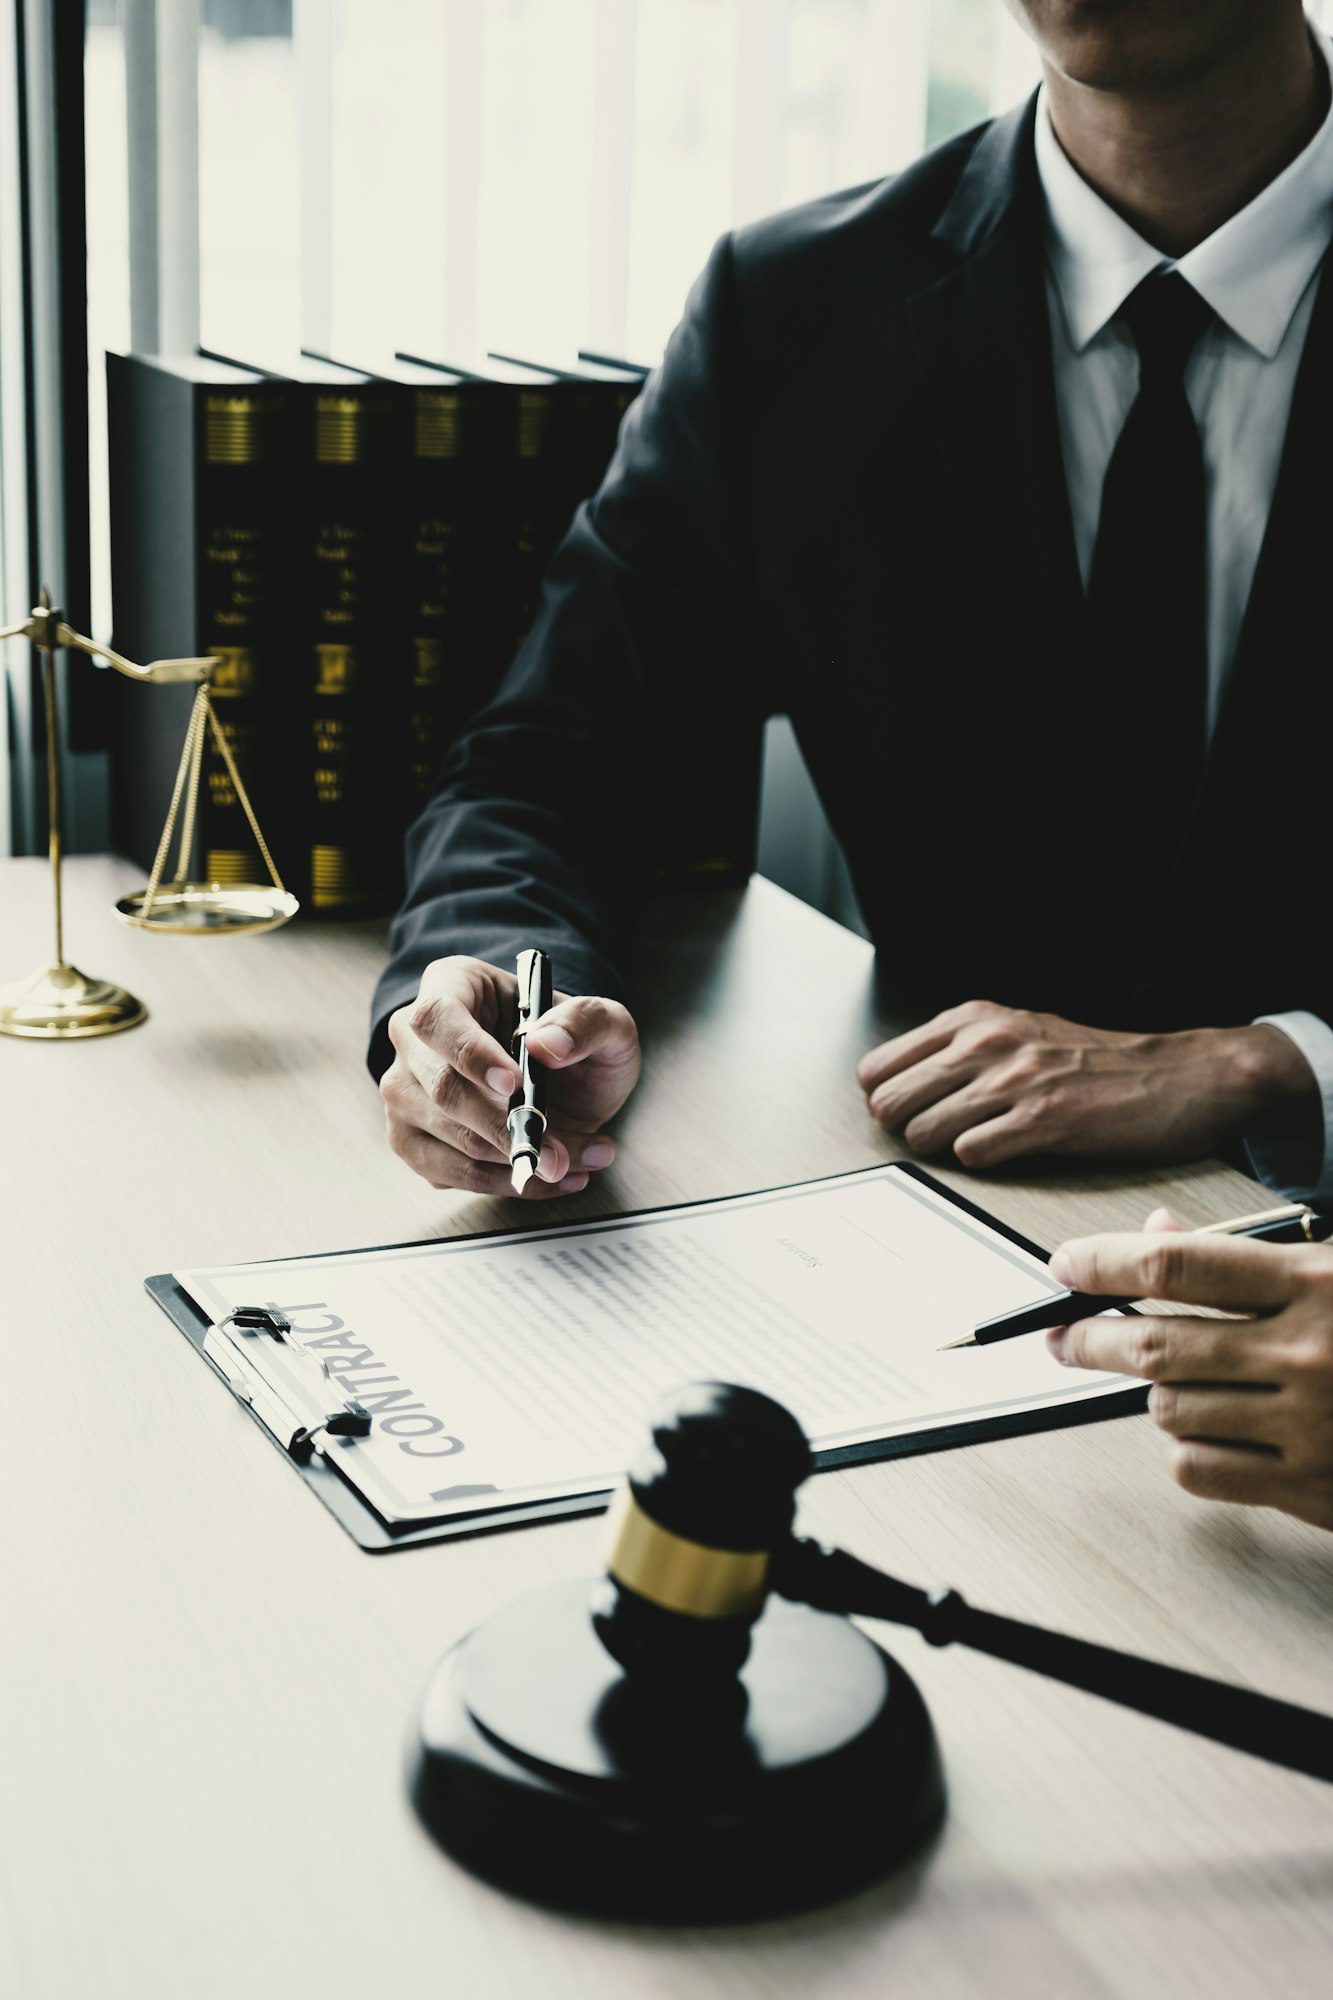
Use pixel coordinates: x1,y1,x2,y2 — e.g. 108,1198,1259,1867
367,233,769,1078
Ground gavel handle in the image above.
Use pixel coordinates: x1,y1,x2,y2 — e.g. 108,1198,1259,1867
774,1538,1333,1785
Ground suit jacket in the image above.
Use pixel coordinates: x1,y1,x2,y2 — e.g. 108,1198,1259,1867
369,96,1333,1076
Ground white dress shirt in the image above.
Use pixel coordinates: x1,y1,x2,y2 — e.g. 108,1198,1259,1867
1034,41,1333,1202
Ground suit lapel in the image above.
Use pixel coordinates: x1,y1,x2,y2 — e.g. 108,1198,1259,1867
907,98,1084,726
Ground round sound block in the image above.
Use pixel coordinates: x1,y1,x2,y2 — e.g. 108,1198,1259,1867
410,1579,946,1922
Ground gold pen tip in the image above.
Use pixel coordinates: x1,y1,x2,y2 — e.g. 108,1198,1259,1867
938,1333,977,1350
510,1154,537,1195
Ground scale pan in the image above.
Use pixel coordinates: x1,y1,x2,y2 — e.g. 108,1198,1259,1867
115,881,300,936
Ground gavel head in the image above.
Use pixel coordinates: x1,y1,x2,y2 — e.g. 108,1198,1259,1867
590,1381,812,1689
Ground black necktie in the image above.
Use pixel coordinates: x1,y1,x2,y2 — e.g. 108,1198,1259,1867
1085,269,1213,912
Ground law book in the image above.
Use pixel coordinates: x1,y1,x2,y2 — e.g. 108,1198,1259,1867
488,350,644,494
203,349,401,914
399,352,597,662
106,352,298,889
318,353,511,811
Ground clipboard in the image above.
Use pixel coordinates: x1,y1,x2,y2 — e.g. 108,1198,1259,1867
145,1163,1147,1554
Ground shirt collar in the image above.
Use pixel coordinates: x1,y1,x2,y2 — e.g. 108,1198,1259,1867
1035,33,1333,358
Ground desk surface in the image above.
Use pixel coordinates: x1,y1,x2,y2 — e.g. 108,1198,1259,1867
4,857,1331,2000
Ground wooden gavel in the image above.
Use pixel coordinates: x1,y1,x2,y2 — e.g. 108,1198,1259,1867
596,1381,1333,1783
411,1381,1332,1923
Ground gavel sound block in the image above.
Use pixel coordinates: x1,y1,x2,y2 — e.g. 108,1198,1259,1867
410,1380,1333,1921
410,1384,945,1921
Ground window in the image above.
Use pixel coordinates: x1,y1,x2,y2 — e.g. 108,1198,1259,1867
85,0,1041,648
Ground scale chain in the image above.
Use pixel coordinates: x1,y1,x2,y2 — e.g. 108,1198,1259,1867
201,692,288,893
140,686,288,918
141,686,209,920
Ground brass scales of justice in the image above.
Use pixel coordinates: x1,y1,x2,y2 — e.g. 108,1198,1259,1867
0,590,298,1040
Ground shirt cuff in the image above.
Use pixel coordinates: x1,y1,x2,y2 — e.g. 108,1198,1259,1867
1245,1011,1333,1204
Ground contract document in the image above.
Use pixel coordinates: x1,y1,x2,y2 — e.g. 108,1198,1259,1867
173,1165,1138,1530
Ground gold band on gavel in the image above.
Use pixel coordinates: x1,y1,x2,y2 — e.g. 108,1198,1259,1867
606,1487,771,1620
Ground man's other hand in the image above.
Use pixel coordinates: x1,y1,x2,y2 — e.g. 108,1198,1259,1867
381,956,641,1197
1048,1217,1333,1532
857,1000,1315,1170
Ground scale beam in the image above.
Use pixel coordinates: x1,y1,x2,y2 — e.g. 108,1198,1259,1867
0,588,296,1040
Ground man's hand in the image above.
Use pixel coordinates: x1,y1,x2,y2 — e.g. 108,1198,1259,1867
381,956,641,1197
856,1000,1315,1169
1048,1218,1333,1531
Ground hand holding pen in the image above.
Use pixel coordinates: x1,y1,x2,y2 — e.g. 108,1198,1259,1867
380,952,641,1198
1045,1207,1333,1531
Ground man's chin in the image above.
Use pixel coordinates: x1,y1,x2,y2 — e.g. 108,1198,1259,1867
1022,0,1240,96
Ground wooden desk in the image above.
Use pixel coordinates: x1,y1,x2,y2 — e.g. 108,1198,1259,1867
3,857,1330,2000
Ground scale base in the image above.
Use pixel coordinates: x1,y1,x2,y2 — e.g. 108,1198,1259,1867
0,960,147,1039
410,1580,946,1923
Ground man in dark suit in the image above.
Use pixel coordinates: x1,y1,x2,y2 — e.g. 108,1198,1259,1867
372,0,1332,1208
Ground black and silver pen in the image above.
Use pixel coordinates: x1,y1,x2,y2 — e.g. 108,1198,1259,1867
944,1203,1333,1349
508,948,553,1194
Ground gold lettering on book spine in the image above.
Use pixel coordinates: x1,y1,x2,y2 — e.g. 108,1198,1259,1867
316,395,365,464
311,844,353,907
205,395,270,465
314,644,356,695
204,849,251,886
208,646,256,698
518,390,552,459
416,391,461,459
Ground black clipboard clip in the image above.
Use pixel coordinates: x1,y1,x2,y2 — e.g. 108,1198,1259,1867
207,1304,373,1459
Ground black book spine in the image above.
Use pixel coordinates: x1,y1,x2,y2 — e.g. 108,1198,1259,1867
403,381,495,810
299,382,400,914
107,357,297,887
194,386,298,887
510,380,610,654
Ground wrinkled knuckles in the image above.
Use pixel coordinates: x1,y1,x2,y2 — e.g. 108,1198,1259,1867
426,1065,464,1113
1073,1240,1117,1296
445,1028,481,1076
432,1153,498,1194
1009,1088,1052,1129
1139,1239,1187,1302
958,1020,1017,1058
407,996,442,1043
451,1123,503,1163
1129,1322,1172,1380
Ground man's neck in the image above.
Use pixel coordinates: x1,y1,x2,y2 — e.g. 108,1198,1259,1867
1044,20,1328,257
